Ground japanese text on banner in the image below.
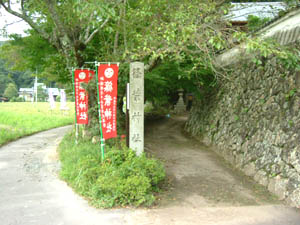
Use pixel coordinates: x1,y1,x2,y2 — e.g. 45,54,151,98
74,69,94,124
97,64,118,140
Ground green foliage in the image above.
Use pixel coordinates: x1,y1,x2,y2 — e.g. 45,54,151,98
0,102,74,146
0,57,34,93
247,15,271,32
246,38,300,72
0,33,68,84
59,134,166,208
37,86,48,102
9,96,25,102
126,0,234,72
144,60,214,107
2,0,299,135
0,73,13,96
285,88,297,100
4,83,18,99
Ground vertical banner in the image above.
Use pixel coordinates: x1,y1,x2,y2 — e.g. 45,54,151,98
48,88,55,110
129,62,144,156
74,69,94,124
97,64,119,140
60,89,67,110
34,76,38,103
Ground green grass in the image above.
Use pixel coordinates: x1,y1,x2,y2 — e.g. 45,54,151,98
59,132,166,208
0,102,75,146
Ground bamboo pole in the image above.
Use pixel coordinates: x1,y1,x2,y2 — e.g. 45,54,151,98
95,62,105,161
72,69,78,144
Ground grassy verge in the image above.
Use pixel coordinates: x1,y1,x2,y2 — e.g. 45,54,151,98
58,132,166,208
0,102,74,146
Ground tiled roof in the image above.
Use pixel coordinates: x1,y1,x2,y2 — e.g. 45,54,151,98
227,2,287,22
216,7,300,67
19,88,33,93
48,88,59,95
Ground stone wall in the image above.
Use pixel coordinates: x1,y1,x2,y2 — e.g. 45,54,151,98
186,46,300,207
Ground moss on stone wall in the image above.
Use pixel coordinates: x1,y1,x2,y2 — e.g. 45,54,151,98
186,42,300,207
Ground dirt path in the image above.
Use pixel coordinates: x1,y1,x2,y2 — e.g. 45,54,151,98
0,119,300,225
124,115,300,224
145,115,279,207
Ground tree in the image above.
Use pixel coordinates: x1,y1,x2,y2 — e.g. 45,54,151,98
1,1,295,76
0,0,121,68
0,73,13,96
0,57,34,91
3,82,18,99
0,33,68,84
0,1,237,73
1,0,295,110
37,85,48,102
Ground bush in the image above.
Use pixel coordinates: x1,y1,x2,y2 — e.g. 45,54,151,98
10,96,25,102
59,132,166,208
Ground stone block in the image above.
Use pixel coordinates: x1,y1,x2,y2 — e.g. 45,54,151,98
289,149,300,174
235,154,244,168
271,176,288,200
243,162,256,177
186,43,300,208
286,188,300,208
254,170,268,187
268,177,276,195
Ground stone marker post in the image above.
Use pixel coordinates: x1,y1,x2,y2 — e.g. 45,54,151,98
129,62,144,156
174,88,186,113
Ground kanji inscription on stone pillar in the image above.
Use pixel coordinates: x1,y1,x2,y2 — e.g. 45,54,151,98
129,62,144,156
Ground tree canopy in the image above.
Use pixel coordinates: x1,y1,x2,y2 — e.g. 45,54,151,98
3,82,18,99
0,0,234,71
0,0,297,107
0,57,33,95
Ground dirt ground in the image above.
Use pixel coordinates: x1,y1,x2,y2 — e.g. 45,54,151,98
123,114,300,225
145,115,279,207
1,118,300,225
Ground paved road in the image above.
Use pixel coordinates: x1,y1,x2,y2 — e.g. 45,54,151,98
0,126,129,225
0,124,300,225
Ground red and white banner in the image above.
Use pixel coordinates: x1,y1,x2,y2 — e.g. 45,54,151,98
74,69,94,124
97,64,119,140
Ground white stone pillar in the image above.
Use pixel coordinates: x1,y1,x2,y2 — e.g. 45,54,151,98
129,62,144,156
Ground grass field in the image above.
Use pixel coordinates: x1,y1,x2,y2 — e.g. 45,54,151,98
0,102,75,146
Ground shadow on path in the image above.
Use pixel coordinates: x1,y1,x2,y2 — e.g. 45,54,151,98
125,114,300,225
145,115,279,207
1,122,300,225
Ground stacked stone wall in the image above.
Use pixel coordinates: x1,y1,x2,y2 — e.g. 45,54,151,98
186,46,300,207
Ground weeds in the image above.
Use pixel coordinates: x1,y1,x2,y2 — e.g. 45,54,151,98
0,102,74,145
59,133,166,208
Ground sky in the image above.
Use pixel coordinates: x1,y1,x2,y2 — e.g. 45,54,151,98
0,7,30,41
0,2,288,41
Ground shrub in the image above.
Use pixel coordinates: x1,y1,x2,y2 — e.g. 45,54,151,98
10,96,25,102
59,132,166,208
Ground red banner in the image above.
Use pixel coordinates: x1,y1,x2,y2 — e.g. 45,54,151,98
97,64,119,140
74,69,94,124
